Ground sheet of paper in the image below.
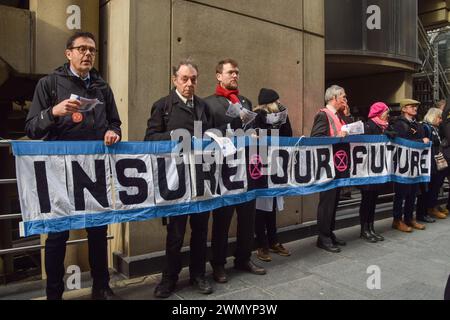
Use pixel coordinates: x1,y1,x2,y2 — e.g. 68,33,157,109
240,107,257,125
266,109,288,125
225,102,243,118
70,94,103,113
341,120,365,135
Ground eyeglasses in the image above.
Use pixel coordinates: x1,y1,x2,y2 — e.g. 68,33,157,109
70,46,98,55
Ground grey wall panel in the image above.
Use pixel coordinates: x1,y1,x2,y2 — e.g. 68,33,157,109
192,0,303,30
172,0,303,109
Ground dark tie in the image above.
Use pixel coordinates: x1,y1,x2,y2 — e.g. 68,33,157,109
187,99,194,109
83,78,90,89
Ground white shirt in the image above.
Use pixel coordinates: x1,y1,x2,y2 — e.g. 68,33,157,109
69,65,90,81
175,89,193,106
326,104,338,116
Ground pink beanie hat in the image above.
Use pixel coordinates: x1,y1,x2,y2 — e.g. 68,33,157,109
368,102,389,119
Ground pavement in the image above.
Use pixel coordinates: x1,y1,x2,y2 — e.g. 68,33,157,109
1,216,450,300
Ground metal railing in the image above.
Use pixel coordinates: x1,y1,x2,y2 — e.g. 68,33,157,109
0,236,114,255
0,139,113,257
417,18,450,101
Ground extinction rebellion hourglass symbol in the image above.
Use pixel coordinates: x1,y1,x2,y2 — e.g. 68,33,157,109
334,150,348,172
249,155,263,180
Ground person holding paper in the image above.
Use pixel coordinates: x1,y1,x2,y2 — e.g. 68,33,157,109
253,88,293,262
391,99,430,233
205,58,266,283
310,85,349,253
358,102,392,243
25,33,121,146
144,59,213,298
25,32,122,300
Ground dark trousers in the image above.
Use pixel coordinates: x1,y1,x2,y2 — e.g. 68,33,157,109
45,226,109,300
393,183,418,221
417,169,447,216
255,207,278,249
211,200,256,267
359,190,379,225
162,212,209,281
317,188,340,240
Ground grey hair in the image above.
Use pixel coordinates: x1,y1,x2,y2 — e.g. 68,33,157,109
172,58,198,77
325,85,345,103
424,107,443,125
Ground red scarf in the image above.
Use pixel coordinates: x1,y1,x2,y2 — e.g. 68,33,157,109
215,84,240,104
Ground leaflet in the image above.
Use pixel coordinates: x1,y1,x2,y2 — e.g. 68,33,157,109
266,109,288,125
341,121,365,135
70,94,103,113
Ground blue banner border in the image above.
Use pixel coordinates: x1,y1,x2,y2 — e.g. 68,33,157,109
12,137,431,236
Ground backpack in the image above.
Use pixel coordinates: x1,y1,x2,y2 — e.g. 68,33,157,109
49,74,58,107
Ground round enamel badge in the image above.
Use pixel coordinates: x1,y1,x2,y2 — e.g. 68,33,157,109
72,112,84,123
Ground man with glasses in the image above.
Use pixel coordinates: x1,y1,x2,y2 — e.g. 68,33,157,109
26,32,122,300
205,58,266,284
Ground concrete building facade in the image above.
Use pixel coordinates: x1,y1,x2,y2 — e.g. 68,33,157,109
0,0,325,279
2,0,446,282
100,0,325,276
325,0,419,117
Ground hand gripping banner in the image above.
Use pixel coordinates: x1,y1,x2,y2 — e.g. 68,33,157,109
11,135,431,237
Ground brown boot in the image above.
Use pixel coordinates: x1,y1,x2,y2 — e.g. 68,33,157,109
256,248,272,262
392,219,412,233
269,243,291,257
436,206,449,216
428,208,447,220
406,219,426,231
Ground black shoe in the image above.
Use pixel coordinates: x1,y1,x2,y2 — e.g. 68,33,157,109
212,265,228,283
234,260,266,275
154,279,176,299
417,215,436,223
360,229,378,243
91,287,120,300
368,223,384,241
331,233,346,246
317,238,341,253
190,276,213,295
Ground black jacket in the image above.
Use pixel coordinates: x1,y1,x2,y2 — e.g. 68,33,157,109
364,119,397,138
423,122,441,156
310,109,347,137
144,89,210,141
392,116,425,142
25,63,122,141
360,119,393,192
365,119,384,135
204,94,253,133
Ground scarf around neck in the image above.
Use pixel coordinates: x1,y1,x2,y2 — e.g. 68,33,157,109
215,84,240,104
371,117,389,131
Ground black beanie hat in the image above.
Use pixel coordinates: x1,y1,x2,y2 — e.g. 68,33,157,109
258,88,279,105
